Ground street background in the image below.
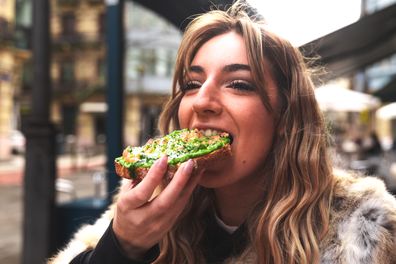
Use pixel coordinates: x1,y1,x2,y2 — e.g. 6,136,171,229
0,154,106,264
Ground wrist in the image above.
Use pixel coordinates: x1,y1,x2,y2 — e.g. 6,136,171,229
111,221,151,260
114,235,160,263
116,236,150,260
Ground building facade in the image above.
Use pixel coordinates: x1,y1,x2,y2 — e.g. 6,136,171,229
0,0,31,160
50,0,106,152
360,0,396,146
50,0,181,152
0,0,181,158
124,1,181,146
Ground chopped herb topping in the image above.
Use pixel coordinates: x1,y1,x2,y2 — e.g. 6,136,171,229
114,128,230,178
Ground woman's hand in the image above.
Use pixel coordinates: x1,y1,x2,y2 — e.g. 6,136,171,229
112,156,202,259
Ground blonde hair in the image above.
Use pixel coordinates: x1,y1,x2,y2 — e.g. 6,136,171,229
157,2,335,263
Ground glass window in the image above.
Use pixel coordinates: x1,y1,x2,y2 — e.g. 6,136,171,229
61,13,76,37
139,49,156,75
98,13,105,38
97,58,106,84
364,0,396,14
366,53,396,92
60,61,75,83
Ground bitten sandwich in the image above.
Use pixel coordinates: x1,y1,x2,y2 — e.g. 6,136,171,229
114,128,232,185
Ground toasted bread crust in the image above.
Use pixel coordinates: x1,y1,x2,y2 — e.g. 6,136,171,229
115,144,231,184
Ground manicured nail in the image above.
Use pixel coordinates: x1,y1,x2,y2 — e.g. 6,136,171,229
156,156,168,170
183,159,194,174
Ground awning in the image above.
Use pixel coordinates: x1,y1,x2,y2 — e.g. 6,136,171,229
133,0,234,30
300,3,396,82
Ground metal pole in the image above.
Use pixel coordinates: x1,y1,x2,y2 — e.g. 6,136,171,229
22,0,57,263
105,0,125,200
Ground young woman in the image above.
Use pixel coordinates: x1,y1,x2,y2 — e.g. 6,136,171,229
49,2,396,264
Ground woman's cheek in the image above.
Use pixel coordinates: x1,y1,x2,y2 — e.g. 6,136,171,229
177,98,189,127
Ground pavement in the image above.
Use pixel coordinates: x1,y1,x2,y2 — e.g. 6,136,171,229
0,153,106,264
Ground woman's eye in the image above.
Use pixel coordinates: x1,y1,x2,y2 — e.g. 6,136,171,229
228,80,256,92
181,80,202,92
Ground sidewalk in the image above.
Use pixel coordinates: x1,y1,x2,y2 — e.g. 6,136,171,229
0,154,106,264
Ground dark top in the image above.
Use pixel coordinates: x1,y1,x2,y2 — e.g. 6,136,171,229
70,213,248,264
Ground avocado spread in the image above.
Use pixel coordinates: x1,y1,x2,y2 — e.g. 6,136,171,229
115,128,230,177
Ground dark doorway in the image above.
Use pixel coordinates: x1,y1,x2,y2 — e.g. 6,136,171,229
139,104,162,144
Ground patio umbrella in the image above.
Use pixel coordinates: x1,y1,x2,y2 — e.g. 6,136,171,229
376,102,396,119
314,84,381,112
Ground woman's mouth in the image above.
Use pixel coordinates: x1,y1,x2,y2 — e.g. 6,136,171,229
197,128,234,144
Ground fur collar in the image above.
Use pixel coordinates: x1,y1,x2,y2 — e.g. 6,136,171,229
319,170,396,264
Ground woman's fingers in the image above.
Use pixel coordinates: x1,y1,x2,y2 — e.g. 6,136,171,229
122,156,168,208
152,159,197,211
113,159,203,254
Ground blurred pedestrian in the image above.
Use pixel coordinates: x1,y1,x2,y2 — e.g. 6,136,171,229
49,1,396,263
363,132,383,157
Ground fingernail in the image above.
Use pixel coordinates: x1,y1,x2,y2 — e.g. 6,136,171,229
183,159,194,174
156,156,168,169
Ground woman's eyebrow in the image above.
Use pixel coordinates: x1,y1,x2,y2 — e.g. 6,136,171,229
187,63,251,74
223,63,251,72
188,65,204,73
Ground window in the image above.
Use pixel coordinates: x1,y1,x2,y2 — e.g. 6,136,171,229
166,50,175,77
22,61,33,91
0,17,9,38
97,58,106,84
139,105,162,145
139,49,157,75
62,105,77,135
61,13,76,37
98,13,105,38
60,60,75,83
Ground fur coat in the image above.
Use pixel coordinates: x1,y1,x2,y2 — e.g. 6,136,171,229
48,171,396,264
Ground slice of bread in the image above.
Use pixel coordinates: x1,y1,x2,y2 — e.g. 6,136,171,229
114,129,232,184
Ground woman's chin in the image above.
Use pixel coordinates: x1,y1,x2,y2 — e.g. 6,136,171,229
198,170,233,189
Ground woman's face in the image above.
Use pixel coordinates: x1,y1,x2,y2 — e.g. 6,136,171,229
178,31,278,189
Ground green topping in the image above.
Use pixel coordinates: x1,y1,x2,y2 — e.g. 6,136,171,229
115,129,230,178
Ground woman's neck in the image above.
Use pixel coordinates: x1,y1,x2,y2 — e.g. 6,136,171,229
213,178,265,226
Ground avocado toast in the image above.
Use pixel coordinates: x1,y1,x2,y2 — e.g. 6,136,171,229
115,128,232,184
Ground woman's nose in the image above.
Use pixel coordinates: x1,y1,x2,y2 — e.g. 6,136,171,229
191,82,222,116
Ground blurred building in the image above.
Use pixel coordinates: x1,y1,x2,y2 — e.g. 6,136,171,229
359,0,396,98
0,0,31,160
124,1,181,146
49,0,107,152
0,0,181,157
0,0,181,158
308,0,396,177
359,0,396,146
312,0,396,151
361,0,396,15
50,0,181,152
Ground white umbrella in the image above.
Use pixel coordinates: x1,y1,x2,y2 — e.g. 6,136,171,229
376,102,396,119
314,84,381,112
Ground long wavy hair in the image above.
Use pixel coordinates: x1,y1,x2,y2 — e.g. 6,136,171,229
155,2,335,263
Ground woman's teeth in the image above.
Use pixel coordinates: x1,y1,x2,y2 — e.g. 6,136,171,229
198,129,233,144
200,129,219,136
